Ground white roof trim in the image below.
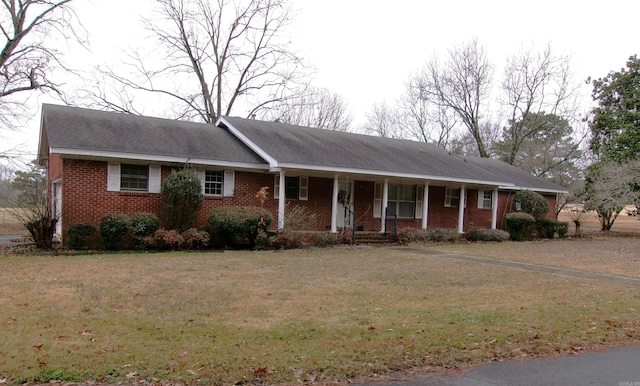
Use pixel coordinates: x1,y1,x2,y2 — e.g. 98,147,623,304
49,147,270,170
499,185,569,194
277,163,515,187
216,116,278,168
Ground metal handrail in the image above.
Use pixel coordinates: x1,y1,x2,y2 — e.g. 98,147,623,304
384,207,398,241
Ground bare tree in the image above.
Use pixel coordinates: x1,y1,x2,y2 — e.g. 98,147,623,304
264,86,353,131
83,0,308,123
361,101,403,139
418,38,494,157
0,0,79,132
498,45,582,166
398,72,458,148
581,160,640,231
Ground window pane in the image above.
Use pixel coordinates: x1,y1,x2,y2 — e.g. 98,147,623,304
483,191,492,208
398,202,415,218
285,176,299,200
121,164,148,192
205,171,223,195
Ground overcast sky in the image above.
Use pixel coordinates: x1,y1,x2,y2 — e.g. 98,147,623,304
6,0,640,161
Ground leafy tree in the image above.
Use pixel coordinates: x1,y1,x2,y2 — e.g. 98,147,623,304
1,161,56,248
514,190,550,219
589,55,640,162
82,0,308,123
161,167,203,231
495,112,582,187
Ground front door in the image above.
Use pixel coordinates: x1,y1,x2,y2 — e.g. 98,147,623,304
336,181,354,228
53,181,62,237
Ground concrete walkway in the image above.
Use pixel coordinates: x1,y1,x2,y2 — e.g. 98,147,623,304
396,247,640,287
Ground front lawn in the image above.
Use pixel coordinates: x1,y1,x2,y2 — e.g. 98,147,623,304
1,241,639,384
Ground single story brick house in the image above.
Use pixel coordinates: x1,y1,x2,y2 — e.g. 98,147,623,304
37,104,567,245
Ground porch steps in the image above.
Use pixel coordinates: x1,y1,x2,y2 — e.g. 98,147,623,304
352,231,396,245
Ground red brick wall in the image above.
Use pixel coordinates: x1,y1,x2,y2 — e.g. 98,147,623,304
57,157,559,245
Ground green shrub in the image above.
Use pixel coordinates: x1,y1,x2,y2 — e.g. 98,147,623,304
99,214,130,250
161,167,203,231
208,206,273,248
130,212,160,245
67,223,96,250
465,228,510,242
505,212,535,241
534,219,569,239
514,190,550,219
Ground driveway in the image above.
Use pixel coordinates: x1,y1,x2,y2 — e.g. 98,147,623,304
0,234,26,246
356,344,640,385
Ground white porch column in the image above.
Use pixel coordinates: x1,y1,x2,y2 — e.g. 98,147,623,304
457,185,466,234
278,170,286,231
331,175,339,233
380,179,389,233
421,183,429,230
491,187,499,230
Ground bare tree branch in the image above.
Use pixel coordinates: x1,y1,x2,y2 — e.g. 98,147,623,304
79,0,309,123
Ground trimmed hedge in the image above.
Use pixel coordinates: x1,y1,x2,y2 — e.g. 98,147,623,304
505,212,536,241
208,206,273,248
514,190,549,219
465,228,510,242
131,212,160,246
534,218,569,239
100,214,130,250
67,223,96,250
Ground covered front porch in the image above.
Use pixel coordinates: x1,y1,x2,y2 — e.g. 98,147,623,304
272,170,502,235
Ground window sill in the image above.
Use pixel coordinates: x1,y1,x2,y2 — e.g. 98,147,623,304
204,195,224,200
119,191,150,196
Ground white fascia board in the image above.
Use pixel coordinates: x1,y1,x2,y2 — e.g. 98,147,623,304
216,117,279,168
278,162,515,187
499,185,569,194
50,147,270,170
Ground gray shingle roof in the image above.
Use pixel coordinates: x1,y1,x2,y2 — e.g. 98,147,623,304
40,104,266,166
219,116,567,192
38,104,566,193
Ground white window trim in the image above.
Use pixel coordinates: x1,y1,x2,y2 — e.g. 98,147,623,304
477,189,493,209
445,187,466,208
274,175,308,201
197,169,235,197
107,163,160,193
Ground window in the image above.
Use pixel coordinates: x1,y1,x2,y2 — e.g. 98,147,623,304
444,187,460,207
197,170,235,197
107,163,161,193
274,175,308,200
477,190,493,209
285,176,299,200
373,183,423,219
204,171,223,196
121,164,149,192
388,184,416,218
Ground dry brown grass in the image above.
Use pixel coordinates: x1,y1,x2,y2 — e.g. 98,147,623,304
1,243,640,385
0,207,28,235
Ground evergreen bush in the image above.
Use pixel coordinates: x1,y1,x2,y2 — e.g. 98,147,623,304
208,206,273,248
161,167,203,231
465,228,510,242
99,214,131,250
505,212,536,241
67,223,96,250
131,212,160,245
514,190,550,219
